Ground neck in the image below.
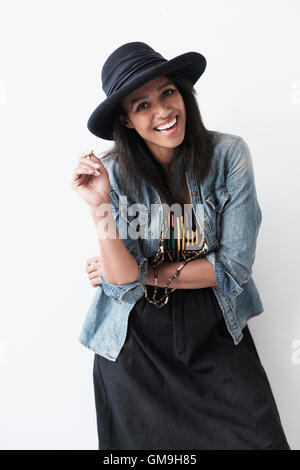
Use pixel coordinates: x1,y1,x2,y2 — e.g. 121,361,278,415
146,142,175,173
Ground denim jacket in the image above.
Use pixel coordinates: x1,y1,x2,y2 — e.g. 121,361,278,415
79,130,264,361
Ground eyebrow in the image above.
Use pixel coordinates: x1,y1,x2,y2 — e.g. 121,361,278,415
130,81,174,110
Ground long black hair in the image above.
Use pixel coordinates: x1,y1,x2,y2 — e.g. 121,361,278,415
102,70,215,206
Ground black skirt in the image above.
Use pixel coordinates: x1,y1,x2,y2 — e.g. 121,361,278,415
93,285,290,450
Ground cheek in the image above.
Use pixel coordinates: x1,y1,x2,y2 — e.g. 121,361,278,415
180,103,186,120
177,95,185,113
132,116,147,130
138,119,155,135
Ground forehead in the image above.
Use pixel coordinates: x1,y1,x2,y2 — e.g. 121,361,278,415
122,75,172,105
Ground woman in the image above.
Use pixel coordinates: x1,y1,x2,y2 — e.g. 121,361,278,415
72,42,290,450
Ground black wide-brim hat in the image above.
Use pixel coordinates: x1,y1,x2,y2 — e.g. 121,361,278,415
87,42,207,141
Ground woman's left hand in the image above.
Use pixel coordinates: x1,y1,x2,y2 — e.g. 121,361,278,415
85,256,102,287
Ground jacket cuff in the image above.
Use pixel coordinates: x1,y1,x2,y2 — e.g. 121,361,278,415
100,257,148,304
206,251,243,298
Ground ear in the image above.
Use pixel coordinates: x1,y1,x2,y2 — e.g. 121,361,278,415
120,114,134,129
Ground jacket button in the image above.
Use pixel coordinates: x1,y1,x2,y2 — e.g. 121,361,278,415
204,221,207,226
193,191,197,196
114,297,118,301
232,289,237,294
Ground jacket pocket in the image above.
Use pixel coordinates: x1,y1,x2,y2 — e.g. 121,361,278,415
203,185,230,242
204,185,230,213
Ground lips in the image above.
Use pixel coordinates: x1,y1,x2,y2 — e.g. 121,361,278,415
154,115,178,131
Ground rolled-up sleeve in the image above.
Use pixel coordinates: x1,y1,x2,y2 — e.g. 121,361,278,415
100,255,148,304
206,137,262,298
99,189,149,304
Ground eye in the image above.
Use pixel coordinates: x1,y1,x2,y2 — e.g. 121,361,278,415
135,88,176,112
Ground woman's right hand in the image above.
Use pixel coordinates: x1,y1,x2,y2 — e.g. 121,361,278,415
71,149,111,207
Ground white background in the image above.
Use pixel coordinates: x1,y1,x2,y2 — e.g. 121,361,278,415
0,0,299,450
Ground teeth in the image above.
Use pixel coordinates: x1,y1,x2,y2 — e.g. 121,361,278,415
155,117,177,131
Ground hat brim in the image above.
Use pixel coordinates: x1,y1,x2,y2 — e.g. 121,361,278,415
87,51,206,140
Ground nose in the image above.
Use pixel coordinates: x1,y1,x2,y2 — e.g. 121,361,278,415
154,110,172,124
152,99,170,118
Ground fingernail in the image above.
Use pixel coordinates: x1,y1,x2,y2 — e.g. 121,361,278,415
94,170,100,175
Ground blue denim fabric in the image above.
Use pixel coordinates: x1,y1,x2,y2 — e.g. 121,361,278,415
79,130,264,361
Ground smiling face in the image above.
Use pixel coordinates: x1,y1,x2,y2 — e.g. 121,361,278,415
120,75,186,169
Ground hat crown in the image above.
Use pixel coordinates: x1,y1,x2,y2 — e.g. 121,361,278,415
101,42,166,97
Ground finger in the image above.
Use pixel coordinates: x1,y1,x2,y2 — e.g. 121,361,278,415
89,155,107,172
79,157,101,170
86,258,101,273
87,256,100,262
85,153,102,164
78,149,94,159
74,168,94,176
88,269,100,278
71,172,89,189
86,262,100,274
88,271,101,281
77,162,98,171
74,165,99,176
86,256,100,267
82,153,107,174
